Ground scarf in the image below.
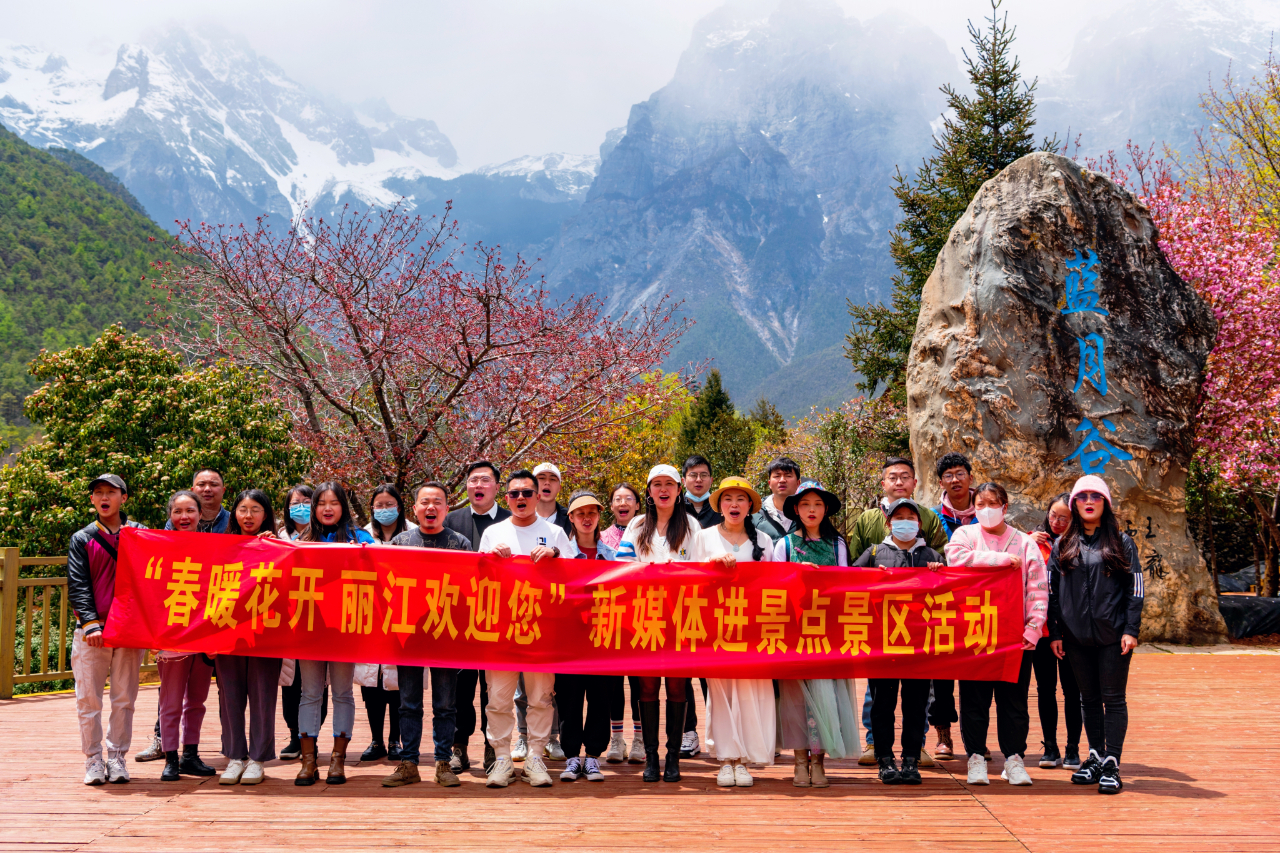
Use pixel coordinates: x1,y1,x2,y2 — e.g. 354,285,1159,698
941,489,977,521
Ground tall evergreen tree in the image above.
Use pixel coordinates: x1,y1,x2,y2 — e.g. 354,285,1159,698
845,0,1057,402
675,370,756,478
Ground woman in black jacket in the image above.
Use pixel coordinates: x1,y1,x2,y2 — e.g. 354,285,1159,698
1048,475,1144,795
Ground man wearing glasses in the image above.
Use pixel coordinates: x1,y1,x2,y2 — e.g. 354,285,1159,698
477,470,573,789
445,461,511,775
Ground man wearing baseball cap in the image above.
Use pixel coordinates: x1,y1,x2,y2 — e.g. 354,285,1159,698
68,474,148,785
532,462,575,539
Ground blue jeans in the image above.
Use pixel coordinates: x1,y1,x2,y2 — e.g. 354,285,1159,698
397,665,458,764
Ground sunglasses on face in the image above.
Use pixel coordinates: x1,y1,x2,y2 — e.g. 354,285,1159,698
507,488,536,499
1077,491,1105,503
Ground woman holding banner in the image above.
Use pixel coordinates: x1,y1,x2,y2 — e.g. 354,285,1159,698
702,477,777,788
356,485,405,763
295,483,375,787
773,481,859,789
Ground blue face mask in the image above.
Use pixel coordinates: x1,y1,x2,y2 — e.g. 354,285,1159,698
373,508,400,526
289,504,311,524
684,490,705,504
890,519,919,541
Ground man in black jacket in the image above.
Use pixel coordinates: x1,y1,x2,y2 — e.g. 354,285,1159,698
852,498,945,786
443,460,509,775
682,455,723,529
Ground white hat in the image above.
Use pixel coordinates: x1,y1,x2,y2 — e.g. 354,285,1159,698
532,462,562,479
646,464,681,484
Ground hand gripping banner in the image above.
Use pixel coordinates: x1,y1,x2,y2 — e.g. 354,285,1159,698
106,529,1028,681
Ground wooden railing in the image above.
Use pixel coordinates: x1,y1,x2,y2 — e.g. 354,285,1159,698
1,548,156,699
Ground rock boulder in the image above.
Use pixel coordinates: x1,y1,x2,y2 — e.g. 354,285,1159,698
907,152,1223,643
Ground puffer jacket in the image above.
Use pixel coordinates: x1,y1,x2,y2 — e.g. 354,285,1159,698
852,537,945,568
1048,531,1144,646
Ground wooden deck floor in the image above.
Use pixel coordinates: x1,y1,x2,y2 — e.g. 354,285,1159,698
1,652,1277,852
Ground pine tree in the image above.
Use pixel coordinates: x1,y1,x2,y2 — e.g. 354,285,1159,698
845,0,1057,403
675,370,756,478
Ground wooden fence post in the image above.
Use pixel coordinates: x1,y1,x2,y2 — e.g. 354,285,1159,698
0,548,19,699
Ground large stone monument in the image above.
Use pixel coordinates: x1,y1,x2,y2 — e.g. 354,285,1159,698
907,152,1224,643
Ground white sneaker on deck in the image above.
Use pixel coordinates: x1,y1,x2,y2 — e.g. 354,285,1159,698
605,732,627,763
544,740,566,761
716,762,736,787
522,755,553,787
511,735,529,761
486,757,515,788
220,759,246,785
628,735,645,764
106,758,129,784
240,760,266,785
1001,754,1033,786
84,758,107,786
967,754,989,785
680,731,700,757
734,763,753,787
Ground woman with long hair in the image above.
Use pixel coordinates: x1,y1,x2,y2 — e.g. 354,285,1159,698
772,481,859,789
364,483,408,543
1028,492,1082,770
703,476,776,787
600,482,644,762
615,465,725,783
281,484,314,539
294,482,374,787
278,483,317,759
215,489,283,786
945,482,1048,788
1048,475,1143,794
355,484,405,763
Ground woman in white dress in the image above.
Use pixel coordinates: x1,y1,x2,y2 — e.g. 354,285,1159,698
701,476,777,788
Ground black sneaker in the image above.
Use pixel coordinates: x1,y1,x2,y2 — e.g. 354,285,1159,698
280,732,302,760
1098,757,1122,794
361,742,387,762
1063,747,1081,770
877,756,900,785
1071,750,1104,785
899,756,922,785
1039,744,1062,769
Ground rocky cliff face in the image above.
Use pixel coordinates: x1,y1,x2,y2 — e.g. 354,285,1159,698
546,2,954,408
907,152,1223,643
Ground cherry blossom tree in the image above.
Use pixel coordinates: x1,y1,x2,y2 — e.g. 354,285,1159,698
154,203,689,506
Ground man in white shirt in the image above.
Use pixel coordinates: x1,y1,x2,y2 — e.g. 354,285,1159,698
478,469,572,788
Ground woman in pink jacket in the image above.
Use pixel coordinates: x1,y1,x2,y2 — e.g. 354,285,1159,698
945,482,1048,788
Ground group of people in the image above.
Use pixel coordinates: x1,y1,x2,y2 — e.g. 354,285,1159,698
68,450,1143,795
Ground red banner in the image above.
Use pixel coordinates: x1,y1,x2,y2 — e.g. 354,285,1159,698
105,528,1027,681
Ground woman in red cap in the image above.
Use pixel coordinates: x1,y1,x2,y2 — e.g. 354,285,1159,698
1048,475,1144,795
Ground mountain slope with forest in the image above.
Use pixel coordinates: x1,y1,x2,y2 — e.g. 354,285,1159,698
0,122,169,422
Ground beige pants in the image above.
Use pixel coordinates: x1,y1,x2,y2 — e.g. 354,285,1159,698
71,629,145,762
485,671,554,759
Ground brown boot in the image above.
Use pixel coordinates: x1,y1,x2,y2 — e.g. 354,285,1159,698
434,760,461,787
810,752,829,788
934,725,955,758
327,736,350,784
793,749,811,788
294,736,319,786
381,760,421,788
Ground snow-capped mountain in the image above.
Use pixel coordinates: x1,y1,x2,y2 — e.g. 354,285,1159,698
0,27,459,229
474,153,600,203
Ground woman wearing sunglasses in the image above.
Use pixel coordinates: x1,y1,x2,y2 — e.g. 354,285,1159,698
1047,475,1143,795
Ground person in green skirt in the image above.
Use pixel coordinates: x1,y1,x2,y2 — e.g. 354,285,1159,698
772,481,860,789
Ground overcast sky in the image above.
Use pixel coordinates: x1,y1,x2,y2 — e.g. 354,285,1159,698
0,0,1209,167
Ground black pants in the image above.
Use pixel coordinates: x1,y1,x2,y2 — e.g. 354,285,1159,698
959,650,1034,758
281,666,326,733
928,680,958,727
1063,639,1132,760
870,678,931,760
361,684,401,746
555,674,611,758
608,675,638,724
454,669,489,746
681,677,707,731
1033,637,1082,750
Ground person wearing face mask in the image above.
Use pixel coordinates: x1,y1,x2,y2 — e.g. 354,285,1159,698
1049,476,1143,795
1028,492,1082,771
356,485,407,764
945,482,1048,787
445,461,509,775
597,482,644,764
853,499,946,785
278,485,323,761
282,484,314,540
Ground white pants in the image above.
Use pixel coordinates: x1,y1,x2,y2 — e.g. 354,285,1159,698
707,678,776,765
71,629,145,762
485,671,554,759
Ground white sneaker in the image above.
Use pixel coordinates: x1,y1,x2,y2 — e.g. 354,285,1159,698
734,763,753,787
511,735,529,761
220,759,246,785
522,755,553,787
544,740,566,761
717,762,736,787
106,757,129,784
84,757,107,786
605,732,627,763
583,757,604,781
560,756,583,781
967,753,989,785
628,735,645,764
1001,753,1033,786
486,757,515,788
680,730,700,757
240,760,266,785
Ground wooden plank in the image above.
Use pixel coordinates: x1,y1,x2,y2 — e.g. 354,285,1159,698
18,556,68,567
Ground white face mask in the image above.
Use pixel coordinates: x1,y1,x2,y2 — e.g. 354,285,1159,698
975,506,1005,529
